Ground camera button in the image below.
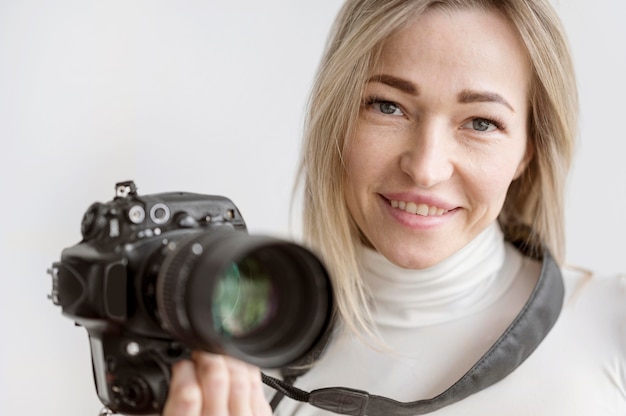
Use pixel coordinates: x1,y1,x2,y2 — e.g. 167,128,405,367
176,213,199,228
128,205,146,224
150,203,171,225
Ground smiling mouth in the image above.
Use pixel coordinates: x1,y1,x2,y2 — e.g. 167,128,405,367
390,200,449,217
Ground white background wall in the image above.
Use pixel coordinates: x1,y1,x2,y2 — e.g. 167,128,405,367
1,1,624,415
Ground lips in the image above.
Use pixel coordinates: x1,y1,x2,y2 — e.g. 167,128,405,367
390,199,448,217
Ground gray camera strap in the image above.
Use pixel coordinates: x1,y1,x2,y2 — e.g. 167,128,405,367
263,245,564,415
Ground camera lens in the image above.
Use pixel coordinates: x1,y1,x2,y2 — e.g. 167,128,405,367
213,257,276,337
156,229,332,368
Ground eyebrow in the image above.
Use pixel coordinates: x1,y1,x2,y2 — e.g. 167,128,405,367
457,89,515,113
367,74,419,95
368,74,515,113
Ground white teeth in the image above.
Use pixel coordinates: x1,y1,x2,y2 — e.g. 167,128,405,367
416,204,429,216
390,200,448,217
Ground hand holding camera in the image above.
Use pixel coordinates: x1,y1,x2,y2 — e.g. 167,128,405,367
163,352,272,416
49,181,333,415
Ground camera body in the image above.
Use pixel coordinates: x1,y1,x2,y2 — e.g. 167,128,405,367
49,181,333,414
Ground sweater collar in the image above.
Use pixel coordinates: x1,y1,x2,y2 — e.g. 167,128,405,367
360,222,521,327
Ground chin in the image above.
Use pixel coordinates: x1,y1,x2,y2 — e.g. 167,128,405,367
381,248,445,270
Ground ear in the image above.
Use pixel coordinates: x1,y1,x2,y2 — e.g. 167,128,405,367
513,138,535,180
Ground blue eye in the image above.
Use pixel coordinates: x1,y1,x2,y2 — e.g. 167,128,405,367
365,97,404,116
377,101,402,115
464,118,499,132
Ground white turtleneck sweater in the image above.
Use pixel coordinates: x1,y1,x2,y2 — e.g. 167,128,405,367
268,223,626,415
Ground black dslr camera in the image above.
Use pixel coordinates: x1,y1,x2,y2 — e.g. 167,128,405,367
48,181,333,415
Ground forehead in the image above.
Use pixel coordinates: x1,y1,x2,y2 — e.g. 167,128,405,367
373,7,531,104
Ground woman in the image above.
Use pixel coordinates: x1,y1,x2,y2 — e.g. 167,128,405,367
164,0,625,415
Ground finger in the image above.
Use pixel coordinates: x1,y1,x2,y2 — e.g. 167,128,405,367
247,364,273,416
224,357,272,416
224,357,254,415
192,352,230,416
162,359,202,416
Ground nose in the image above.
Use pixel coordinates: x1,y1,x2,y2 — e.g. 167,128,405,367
399,121,454,188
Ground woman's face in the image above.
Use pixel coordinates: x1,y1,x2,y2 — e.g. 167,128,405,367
343,8,532,269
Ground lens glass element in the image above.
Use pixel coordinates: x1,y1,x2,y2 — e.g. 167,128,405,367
212,256,275,338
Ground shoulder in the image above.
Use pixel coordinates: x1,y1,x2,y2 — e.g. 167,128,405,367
560,264,626,307
555,264,626,352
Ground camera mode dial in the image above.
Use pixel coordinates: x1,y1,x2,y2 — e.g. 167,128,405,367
81,202,111,241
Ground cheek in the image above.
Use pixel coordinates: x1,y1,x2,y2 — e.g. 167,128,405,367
344,122,403,177
343,165,375,227
342,133,390,223
464,152,525,211
343,133,384,190
342,140,366,211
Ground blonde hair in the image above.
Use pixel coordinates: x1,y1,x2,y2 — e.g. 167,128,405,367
296,0,578,337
